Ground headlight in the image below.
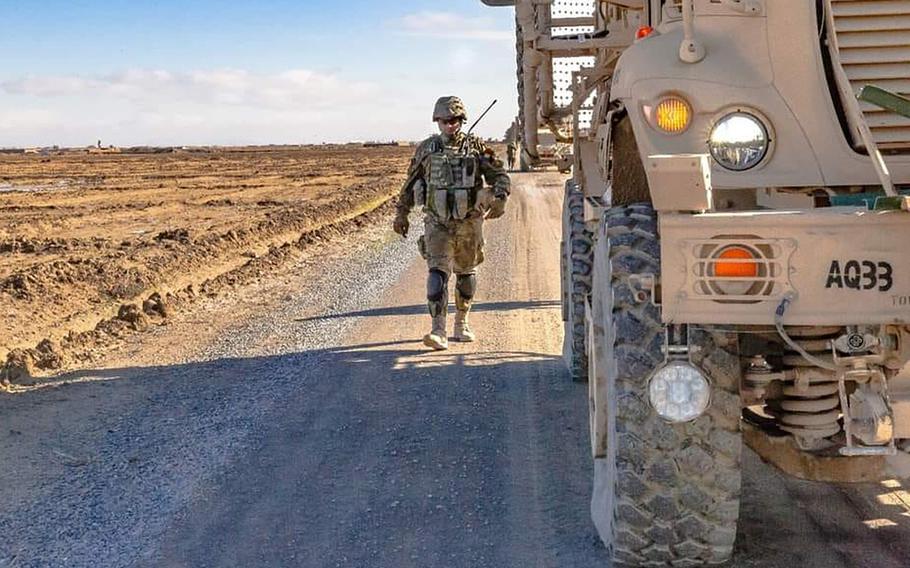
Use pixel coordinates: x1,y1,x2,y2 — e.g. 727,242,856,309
648,362,711,422
708,112,769,171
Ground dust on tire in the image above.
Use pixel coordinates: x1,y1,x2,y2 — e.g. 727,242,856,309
589,203,742,567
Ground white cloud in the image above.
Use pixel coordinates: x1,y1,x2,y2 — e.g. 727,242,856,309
1,68,375,111
0,68,388,146
0,108,61,129
2,75,96,97
450,46,479,69
0,57,519,146
396,11,513,42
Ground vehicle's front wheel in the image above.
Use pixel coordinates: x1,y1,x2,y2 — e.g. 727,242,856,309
588,203,742,566
561,180,592,381
519,147,532,172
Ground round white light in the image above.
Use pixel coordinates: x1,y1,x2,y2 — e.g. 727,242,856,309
648,362,711,422
708,112,769,171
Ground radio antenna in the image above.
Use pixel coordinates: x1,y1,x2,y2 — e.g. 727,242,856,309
467,99,497,135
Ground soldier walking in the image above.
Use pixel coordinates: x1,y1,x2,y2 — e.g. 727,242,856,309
393,96,511,350
506,139,518,171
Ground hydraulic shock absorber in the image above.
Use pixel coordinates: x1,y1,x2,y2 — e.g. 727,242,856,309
767,327,844,444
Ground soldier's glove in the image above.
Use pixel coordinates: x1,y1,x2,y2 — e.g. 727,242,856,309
393,211,410,238
486,195,508,220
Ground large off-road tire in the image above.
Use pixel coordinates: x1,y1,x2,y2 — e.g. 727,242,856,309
519,148,532,172
609,117,650,206
515,12,532,174
588,203,742,567
561,181,593,382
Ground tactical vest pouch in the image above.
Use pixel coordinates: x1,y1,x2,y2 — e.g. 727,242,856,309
452,189,470,220
454,156,477,189
428,154,477,190
425,152,478,220
460,156,477,187
432,189,449,220
428,154,454,188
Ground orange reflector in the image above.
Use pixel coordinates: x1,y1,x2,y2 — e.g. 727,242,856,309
636,26,654,40
654,97,691,134
714,247,758,278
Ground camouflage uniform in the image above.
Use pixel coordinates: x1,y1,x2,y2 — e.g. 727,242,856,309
506,141,518,171
394,96,511,349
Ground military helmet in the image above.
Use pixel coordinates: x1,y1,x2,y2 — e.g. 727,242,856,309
432,96,467,122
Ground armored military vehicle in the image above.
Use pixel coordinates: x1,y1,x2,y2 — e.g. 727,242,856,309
533,128,573,172
482,0,910,565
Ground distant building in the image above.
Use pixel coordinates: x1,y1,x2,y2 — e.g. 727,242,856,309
362,141,410,147
87,145,122,154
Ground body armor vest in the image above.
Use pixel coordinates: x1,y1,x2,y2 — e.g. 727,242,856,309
423,145,478,221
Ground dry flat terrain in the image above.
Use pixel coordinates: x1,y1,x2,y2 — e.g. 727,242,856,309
0,161,908,567
0,146,412,381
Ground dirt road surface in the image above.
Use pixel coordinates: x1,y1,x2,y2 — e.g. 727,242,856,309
1,172,909,567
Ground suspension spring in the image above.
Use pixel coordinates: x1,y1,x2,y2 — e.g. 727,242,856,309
768,327,843,440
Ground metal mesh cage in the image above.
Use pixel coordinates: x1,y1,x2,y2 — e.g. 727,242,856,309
550,0,597,132
550,0,596,18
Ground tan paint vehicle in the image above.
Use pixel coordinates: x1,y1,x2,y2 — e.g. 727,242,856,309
483,0,910,565
532,129,573,172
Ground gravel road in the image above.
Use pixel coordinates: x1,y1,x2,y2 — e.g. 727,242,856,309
1,172,909,567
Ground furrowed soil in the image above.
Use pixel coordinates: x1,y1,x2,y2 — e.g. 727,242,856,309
1,166,909,567
0,146,412,382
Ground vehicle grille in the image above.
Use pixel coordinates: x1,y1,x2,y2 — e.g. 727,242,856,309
828,0,910,151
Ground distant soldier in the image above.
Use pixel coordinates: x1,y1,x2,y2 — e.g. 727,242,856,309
393,96,511,350
506,140,518,171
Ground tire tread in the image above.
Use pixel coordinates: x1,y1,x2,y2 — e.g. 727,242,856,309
593,204,742,567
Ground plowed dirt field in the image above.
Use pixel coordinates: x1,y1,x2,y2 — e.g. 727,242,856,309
0,146,413,383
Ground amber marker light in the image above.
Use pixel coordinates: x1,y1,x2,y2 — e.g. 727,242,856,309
654,97,692,134
714,247,759,278
636,26,654,40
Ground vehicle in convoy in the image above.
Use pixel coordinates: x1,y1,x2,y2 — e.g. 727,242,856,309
481,0,910,565
532,128,573,172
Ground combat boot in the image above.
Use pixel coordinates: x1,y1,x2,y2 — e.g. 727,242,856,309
453,310,475,342
423,314,449,350
453,283,476,342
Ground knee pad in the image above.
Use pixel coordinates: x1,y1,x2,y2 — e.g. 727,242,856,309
455,274,476,300
427,269,449,303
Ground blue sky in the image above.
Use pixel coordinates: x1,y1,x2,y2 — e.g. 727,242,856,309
0,1,517,146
